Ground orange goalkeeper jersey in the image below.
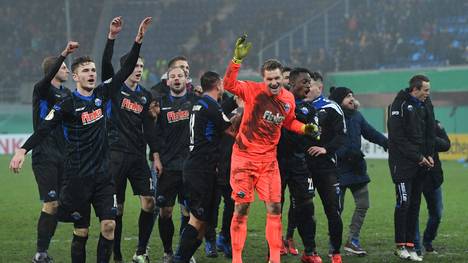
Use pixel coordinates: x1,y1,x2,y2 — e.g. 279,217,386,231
223,61,304,161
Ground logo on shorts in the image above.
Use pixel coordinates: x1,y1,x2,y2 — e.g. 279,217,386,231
47,190,57,199
236,191,246,198
71,211,82,221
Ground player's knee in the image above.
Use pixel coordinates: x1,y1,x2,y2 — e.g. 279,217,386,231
74,228,89,237
140,196,155,212
234,203,250,216
266,202,282,215
101,220,116,239
42,201,59,214
160,207,173,218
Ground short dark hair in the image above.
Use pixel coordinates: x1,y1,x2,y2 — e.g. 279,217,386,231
282,66,292,73
409,75,430,91
309,70,323,82
167,56,188,69
71,56,94,73
120,53,144,67
42,56,59,75
200,71,221,92
289,67,310,83
261,59,283,76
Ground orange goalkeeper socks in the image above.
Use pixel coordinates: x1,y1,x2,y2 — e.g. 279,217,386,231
266,213,282,263
231,213,248,263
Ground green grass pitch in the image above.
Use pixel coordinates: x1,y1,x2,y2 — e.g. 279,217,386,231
1,156,467,262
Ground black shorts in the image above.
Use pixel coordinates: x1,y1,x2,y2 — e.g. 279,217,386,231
110,151,154,204
280,158,315,202
32,157,64,202
58,174,116,228
183,166,217,222
156,170,185,207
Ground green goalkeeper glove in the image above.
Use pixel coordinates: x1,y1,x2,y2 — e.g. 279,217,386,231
232,34,252,64
303,123,320,140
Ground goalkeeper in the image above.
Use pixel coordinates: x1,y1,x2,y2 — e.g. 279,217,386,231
223,35,319,263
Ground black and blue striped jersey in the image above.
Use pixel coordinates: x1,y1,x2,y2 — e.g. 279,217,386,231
186,95,231,164
155,92,199,171
32,55,71,160
22,42,142,178
101,38,157,156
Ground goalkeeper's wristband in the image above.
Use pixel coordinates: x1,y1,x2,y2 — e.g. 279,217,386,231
232,57,243,64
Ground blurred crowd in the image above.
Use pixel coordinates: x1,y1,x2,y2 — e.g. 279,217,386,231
2,0,468,102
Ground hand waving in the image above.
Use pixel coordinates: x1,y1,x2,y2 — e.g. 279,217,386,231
233,34,252,63
109,16,123,39
135,17,152,44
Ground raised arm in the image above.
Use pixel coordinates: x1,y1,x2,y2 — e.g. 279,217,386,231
110,17,152,90
223,35,252,99
102,16,123,81
35,41,79,96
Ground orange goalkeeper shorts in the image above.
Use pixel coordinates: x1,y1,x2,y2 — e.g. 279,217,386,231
230,156,281,203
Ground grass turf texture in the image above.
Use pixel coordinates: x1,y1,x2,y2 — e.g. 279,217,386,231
0,156,467,262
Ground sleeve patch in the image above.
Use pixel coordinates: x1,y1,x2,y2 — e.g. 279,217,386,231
45,109,55,120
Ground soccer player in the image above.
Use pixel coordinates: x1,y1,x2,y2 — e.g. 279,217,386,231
414,120,450,255
388,75,435,262
223,35,319,263
278,68,322,263
10,17,152,263
278,65,300,256
151,56,194,100
101,16,159,263
173,71,236,263
329,87,388,256
304,71,346,263
28,40,78,263
153,66,199,263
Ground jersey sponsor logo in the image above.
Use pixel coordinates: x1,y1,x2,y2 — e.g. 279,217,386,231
81,108,103,125
121,98,143,114
167,110,190,123
263,110,285,125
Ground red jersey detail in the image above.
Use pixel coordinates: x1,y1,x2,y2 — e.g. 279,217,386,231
121,98,143,114
223,62,304,160
81,109,103,125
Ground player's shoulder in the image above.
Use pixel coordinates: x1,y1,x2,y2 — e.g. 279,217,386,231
279,88,295,103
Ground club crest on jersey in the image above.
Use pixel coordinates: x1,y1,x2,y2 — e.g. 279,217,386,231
121,98,143,114
81,109,103,125
94,98,102,107
407,105,414,111
301,107,309,115
167,110,190,123
140,96,147,104
263,110,285,125
284,103,291,113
